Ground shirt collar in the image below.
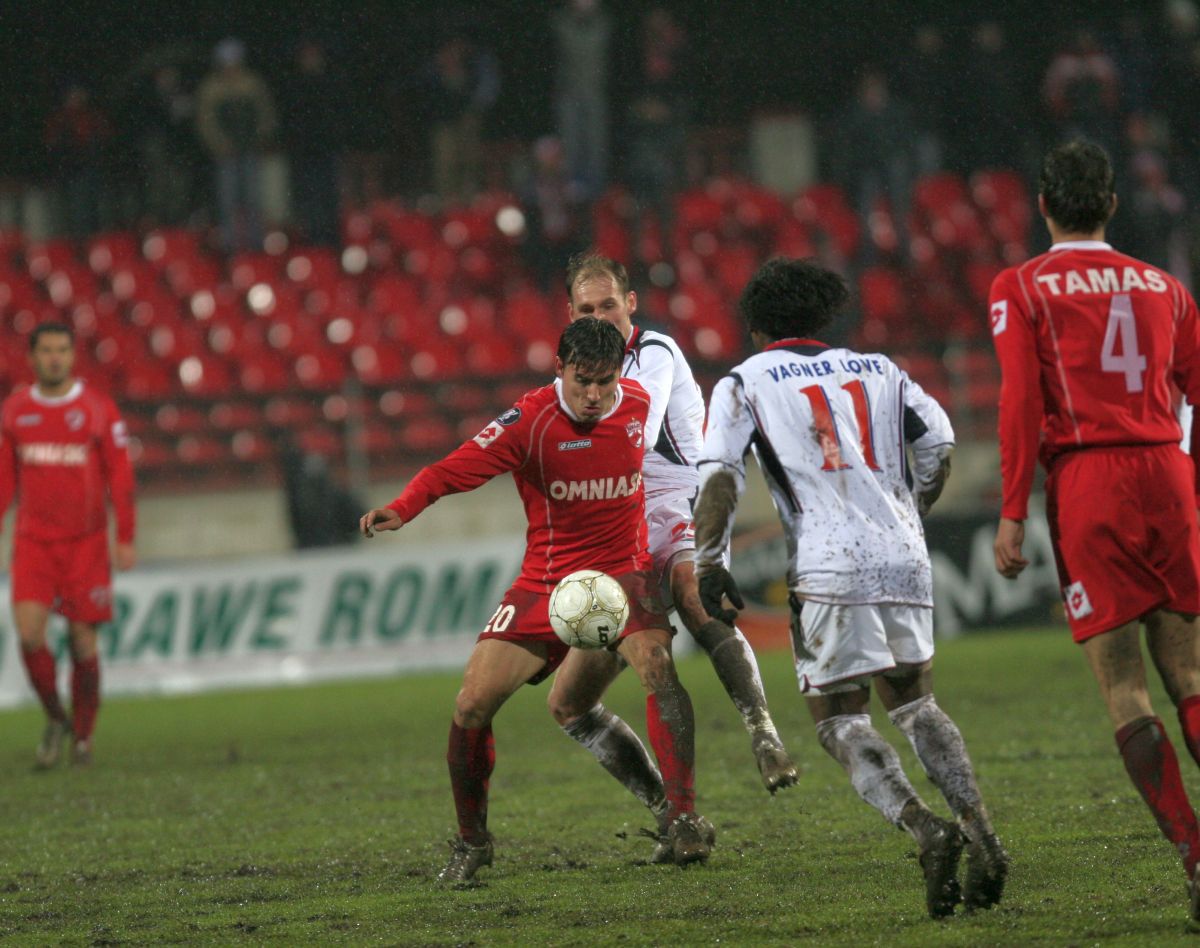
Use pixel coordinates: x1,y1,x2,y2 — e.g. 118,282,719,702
1050,240,1112,251
764,337,829,352
29,380,83,406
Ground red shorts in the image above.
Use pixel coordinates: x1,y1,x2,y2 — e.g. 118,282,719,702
478,569,672,684
11,530,114,624
1046,444,1200,643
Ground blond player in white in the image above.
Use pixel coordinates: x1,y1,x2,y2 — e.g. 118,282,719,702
693,257,1007,918
553,253,798,804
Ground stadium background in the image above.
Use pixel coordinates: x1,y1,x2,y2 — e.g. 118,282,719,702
0,0,1190,699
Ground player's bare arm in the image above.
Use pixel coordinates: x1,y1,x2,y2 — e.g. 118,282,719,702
360,508,403,538
692,469,744,624
993,518,1028,579
114,542,136,572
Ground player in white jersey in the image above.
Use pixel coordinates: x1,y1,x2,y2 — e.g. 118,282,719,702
549,253,798,815
693,257,1007,917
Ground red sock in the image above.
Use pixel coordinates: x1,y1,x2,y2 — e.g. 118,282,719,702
71,655,101,742
1177,695,1200,769
447,722,495,844
20,646,66,722
1116,716,1200,876
646,691,695,821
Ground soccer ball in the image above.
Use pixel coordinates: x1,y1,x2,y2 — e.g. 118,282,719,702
548,570,630,649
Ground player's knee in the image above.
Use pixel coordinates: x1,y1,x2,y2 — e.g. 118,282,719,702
453,688,494,729
547,690,590,727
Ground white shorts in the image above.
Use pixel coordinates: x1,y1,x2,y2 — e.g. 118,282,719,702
790,599,934,695
644,482,696,587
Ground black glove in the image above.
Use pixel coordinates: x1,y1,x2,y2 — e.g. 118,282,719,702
698,567,745,625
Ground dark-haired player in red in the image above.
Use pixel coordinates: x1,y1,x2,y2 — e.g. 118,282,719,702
360,317,711,884
991,140,1200,927
0,322,136,768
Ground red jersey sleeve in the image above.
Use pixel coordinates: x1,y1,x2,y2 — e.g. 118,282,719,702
386,402,531,523
99,397,136,542
0,401,16,524
991,269,1044,521
1169,284,1200,500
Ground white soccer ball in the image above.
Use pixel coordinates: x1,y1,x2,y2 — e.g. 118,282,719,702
548,569,630,649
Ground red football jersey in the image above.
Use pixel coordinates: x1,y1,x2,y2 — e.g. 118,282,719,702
990,240,1200,520
0,380,136,542
387,378,652,591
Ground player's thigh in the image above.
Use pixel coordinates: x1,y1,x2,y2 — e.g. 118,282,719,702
1047,450,1170,640
1145,609,1200,704
667,558,707,633
11,600,52,648
547,647,625,723
790,599,893,695
11,534,58,626
874,659,934,712
57,532,113,625
1142,447,1200,615
456,638,550,728
805,686,871,724
1079,619,1154,729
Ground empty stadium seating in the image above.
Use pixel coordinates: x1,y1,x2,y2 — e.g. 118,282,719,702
0,170,1031,489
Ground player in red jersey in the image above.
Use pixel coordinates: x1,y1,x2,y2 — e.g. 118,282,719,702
991,141,1200,927
360,318,711,883
0,322,136,768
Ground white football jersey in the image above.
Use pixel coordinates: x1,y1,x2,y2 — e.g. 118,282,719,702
623,326,705,488
698,339,954,606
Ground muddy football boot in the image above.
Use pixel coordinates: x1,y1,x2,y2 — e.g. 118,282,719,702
752,732,799,794
918,817,964,919
437,836,494,884
963,833,1009,912
70,738,93,768
669,813,715,867
34,719,72,770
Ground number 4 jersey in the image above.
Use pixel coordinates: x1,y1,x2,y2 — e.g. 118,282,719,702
989,240,1200,521
698,339,954,606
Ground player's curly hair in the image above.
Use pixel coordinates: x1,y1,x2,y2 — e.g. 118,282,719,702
1039,140,1116,234
565,252,630,298
557,316,625,371
738,257,848,341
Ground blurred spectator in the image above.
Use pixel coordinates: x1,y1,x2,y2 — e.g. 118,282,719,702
904,25,953,175
552,0,612,202
1042,28,1122,157
624,7,690,259
133,65,199,226
835,68,914,264
278,437,362,549
518,135,586,288
282,40,344,246
421,32,500,206
1158,2,1200,204
1120,115,1189,277
958,21,1023,172
196,38,277,253
1110,13,1154,117
44,84,113,238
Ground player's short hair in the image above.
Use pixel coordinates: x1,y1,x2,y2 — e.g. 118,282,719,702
738,257,848,340
565,252,630,299
29,321,74,351
557,316,625,373
1039,140,1116,233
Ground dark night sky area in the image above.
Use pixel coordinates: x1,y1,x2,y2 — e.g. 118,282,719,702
0,0,1165,178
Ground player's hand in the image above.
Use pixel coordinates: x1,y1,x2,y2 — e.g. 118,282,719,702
360,507,403,538
994,518,1028,579
698,566,745,625
114,542,136,571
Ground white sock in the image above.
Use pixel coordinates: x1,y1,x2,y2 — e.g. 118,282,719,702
816,713,919,827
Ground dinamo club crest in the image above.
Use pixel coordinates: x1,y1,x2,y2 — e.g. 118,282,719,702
65,408,86,431
625,420,643,448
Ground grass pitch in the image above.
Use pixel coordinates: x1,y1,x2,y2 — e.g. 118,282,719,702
1,626,1197,945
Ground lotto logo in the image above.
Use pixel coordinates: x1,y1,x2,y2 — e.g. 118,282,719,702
473,423,502,449
990,300,1008,336
1063,581,1093,620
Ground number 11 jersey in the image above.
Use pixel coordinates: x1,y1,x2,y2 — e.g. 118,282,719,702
698,339,954,606
989,241,1200,521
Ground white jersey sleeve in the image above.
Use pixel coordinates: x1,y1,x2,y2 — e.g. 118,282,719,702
623,328,705,479
903,375,955,497
695,374,754,566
